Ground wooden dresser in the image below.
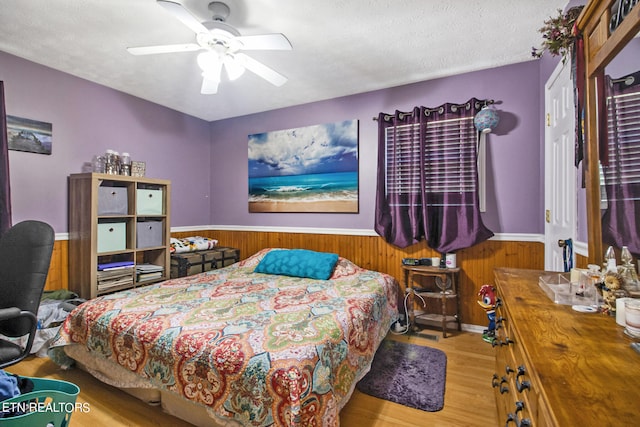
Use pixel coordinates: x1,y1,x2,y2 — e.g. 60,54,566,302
493,268,640,426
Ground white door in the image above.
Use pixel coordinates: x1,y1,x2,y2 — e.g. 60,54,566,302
544,60,577,271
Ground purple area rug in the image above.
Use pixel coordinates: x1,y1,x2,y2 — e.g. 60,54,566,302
356,339,447,412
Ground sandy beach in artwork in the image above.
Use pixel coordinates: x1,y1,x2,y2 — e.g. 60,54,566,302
249,200,358,213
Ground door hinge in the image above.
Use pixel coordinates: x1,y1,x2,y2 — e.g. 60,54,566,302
545,209,551,223
546,113,551,127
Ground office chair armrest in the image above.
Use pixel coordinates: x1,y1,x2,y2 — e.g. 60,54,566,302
0,307,22,321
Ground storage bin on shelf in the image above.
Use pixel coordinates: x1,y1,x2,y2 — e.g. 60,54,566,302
136,220,164,248
96,221,126,253
136,188,163,215
0,377,80,427
97,186,128,215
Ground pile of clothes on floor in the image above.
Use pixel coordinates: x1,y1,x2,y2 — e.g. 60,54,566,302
30,290,86,357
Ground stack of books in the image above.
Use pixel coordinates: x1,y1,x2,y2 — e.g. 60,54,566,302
136,263,164,283
97,261,134,292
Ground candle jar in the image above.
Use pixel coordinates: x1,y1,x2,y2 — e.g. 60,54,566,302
624,299,640,337
92,155,105,173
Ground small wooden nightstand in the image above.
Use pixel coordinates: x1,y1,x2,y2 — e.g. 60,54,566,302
402,264,461,337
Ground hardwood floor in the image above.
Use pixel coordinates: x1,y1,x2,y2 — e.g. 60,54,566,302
6,330,498,426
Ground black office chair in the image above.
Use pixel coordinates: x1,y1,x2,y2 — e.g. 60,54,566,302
0,220,55,368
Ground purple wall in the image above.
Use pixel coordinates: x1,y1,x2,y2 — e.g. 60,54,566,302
1,51,212,233
3,48,556,236
210,61,544,234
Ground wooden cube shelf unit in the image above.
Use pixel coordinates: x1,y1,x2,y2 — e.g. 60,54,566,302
68,173,171,299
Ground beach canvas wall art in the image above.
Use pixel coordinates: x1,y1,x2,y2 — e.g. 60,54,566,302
248,120,359,213
6,115,52,155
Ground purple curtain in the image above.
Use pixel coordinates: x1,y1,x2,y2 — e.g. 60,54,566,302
374,107,424,248
572,33,585,169
0,81,12,236
602,72,640,257
422,99,494,253
375,98,494,252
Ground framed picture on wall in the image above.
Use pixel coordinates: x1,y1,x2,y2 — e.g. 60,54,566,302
248,119,359,213
6,115,52,155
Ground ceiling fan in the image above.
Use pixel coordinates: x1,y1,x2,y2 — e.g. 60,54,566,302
127,0,292,94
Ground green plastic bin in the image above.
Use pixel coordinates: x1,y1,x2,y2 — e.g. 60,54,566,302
0,377,80,427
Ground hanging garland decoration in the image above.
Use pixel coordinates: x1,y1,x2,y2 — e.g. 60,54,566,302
531,6,584,64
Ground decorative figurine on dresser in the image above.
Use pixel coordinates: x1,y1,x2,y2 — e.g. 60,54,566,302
596,245,635,315
599,272,627,314
477,284,497,344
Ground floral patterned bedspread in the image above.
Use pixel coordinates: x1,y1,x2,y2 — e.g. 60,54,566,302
51,249,398,426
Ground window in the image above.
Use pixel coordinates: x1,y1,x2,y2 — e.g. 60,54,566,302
384,116,486,210
603,89,640,201
601,72,640,255
374,98,494,251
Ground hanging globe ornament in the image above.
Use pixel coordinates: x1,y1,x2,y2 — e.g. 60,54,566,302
474,105,500,134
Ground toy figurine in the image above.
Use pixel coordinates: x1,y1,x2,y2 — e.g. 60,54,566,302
599,272,627,314
477,284,497,343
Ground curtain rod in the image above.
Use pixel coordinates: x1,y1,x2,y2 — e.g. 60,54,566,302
372,99,494,121
609,70,640,88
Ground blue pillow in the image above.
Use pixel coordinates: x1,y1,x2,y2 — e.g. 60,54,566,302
254,249,339,280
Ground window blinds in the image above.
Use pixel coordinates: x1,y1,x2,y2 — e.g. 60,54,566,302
384,117,479,204
604,90,640,202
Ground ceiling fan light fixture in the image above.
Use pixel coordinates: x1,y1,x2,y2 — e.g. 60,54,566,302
224,56,245,80
197,51,220,71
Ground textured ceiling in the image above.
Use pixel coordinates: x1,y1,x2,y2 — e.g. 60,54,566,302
0,0,568,121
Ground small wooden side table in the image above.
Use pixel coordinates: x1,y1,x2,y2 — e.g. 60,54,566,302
402,264,461,337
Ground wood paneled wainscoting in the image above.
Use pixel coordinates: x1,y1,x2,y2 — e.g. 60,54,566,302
47,231,543,327
43,238,68,292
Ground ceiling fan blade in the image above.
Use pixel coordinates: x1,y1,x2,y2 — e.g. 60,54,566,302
127,43,201,55
235,34,292,51
157,0,209,34
235,53,288,87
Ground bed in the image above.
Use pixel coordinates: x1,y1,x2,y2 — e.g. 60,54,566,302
50,248,398,426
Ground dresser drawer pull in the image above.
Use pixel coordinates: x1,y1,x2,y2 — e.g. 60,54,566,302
516,377,531,392
515,366,531,392
499,376,509,394
505,413,531,427
501,337,514,346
